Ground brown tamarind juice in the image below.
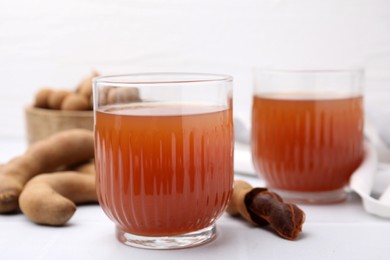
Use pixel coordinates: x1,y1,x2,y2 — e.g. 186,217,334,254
95,103,233,237
251,93,364,202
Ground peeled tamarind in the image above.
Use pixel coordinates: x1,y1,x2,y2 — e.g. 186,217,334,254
227,180,305,240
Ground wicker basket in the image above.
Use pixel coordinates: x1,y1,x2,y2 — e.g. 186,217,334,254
25,106,93,144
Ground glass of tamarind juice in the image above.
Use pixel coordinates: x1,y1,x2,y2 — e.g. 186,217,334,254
251,69,364,204
93,73,234,249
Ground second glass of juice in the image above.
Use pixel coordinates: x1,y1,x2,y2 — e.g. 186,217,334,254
251,69,364,204
93,73,234,249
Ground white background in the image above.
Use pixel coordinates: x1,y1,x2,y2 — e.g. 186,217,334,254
1,2,390,259
1,0,390,140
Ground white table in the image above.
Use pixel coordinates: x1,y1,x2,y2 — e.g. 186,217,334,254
0,138,389,260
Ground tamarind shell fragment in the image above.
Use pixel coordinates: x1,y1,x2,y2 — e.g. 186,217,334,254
226,180,255,224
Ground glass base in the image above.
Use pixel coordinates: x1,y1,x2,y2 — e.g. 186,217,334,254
116,224,217,250
270,187,347,204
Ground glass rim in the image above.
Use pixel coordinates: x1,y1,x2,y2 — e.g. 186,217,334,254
93,72,233,86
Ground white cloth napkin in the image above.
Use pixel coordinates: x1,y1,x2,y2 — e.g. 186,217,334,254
350,141,390,218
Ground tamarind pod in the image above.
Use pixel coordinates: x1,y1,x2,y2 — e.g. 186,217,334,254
61,93,89,111
247,189,305,240
34,88,54,108
76,71,99,98
19,172,97,226
0,129,94,213
107,87,140,104
48,90,72,110
227,180,305,240
71,160,95,175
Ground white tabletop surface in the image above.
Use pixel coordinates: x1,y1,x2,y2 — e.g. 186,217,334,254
0,138,389,260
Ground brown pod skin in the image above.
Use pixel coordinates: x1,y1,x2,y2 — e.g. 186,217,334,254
71,160,95,175
107,87,140,104
48,90,72,110
61,93,90,111
226,180,255,224
76,71,99,99
19,172,97,226
34,88,54,108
